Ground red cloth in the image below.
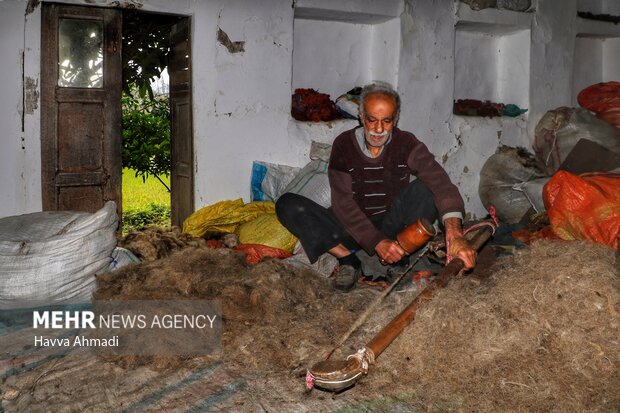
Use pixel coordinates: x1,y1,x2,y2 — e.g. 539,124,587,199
234,244,292,265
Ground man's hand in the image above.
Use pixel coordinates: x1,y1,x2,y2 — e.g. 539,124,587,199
375,239,406,265
444,217,477,269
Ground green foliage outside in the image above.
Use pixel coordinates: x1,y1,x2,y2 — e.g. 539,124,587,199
122,10,180,99
122,91,171,192
122,168,170,232
121,91,171,232
120,11,180,231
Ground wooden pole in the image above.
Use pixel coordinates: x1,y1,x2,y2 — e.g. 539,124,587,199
365,225,494,358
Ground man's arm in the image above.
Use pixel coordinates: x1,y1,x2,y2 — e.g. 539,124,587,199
444,217,476,269
404,135,477,268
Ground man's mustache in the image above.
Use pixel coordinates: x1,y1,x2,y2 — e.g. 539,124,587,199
368,130,389,137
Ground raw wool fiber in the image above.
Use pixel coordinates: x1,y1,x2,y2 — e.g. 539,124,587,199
393,240,620,412
119,226,207,261
3,241,619,412
93,246,378,372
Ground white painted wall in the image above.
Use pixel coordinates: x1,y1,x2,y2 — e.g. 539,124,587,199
2,0,620,220
498,29,530,108
292,19,373,96
455,29,501,103
292,17,400,101
0,1,42,218
603,37,620,81
578,0,620,15
573,36,604,105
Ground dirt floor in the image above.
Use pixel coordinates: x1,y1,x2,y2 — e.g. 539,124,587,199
1,238,618,412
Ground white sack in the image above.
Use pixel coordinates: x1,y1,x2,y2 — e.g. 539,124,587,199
0,201,118,309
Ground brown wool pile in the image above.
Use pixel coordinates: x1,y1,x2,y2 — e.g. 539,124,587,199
119,226,207,261
91,239,620,411
2,239,609,412
390,240,620,411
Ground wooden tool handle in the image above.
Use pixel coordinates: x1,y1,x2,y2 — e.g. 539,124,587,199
366,225,494,359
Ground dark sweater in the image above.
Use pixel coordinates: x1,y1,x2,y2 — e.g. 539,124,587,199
328,127,465,253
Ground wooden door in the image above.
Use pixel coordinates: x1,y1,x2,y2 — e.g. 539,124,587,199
169,18,194,227
41,4,122,213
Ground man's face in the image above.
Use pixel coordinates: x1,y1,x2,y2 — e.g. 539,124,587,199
360,94,397,148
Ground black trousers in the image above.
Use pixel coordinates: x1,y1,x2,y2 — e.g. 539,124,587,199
275,180,438,263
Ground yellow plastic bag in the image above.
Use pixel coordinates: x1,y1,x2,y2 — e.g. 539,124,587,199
182,199,275,237
235,213,298,253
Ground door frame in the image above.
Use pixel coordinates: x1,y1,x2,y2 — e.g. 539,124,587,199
40,4,195,226
41,3,122,213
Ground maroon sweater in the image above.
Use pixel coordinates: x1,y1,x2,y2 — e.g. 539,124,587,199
328,127,465,253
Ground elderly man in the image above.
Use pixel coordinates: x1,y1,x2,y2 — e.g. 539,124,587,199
277,83,476,291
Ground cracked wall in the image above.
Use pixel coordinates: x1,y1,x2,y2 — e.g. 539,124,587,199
0,0,612,218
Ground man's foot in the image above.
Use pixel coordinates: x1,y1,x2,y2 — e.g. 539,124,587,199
332,265,360,292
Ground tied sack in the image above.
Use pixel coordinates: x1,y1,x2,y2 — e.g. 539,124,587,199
543,171,620,249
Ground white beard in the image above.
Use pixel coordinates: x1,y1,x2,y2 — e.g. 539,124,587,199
365,130,391,148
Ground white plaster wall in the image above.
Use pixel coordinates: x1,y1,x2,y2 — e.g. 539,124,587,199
3,0,620,220
603,37,620,81
454,30,500,102
295,0,403,18
291,16,400,97
603,0,620,14
455,26,529,107
397,0,457,159
578,0,620,14
529,0,579,136
0,1,42,218
370,18,401,88
399,0,535,218
191,0,295,208
292,19,372,96
573,36,604,104
498,29,530,108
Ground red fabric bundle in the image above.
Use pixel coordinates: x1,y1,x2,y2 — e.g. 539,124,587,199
233,243,292,264
291,88,339,122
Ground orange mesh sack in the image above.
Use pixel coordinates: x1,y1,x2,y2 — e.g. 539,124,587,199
543,171,620,249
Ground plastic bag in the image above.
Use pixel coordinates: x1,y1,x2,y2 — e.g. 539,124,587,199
251,161,300,202
533,107,620,174
578,81,620,114
283,159,331,208
335,87,361,119
543,171,620,249
578,82,620,134
479,147,547,223
182,199,275,237
280,141,333,208
234,213,298,253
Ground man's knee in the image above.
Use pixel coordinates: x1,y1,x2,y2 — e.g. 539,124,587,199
403,179,432,197
276,193,301,214
276,193,312,226
400,180,438,220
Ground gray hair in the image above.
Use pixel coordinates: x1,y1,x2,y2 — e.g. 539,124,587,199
359,82,401,124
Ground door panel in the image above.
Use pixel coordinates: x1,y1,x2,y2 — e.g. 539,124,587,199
57,103,104,171
41,4,122,214
169,18,194,227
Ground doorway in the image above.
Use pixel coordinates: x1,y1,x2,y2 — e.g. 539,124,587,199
40,3,194,228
